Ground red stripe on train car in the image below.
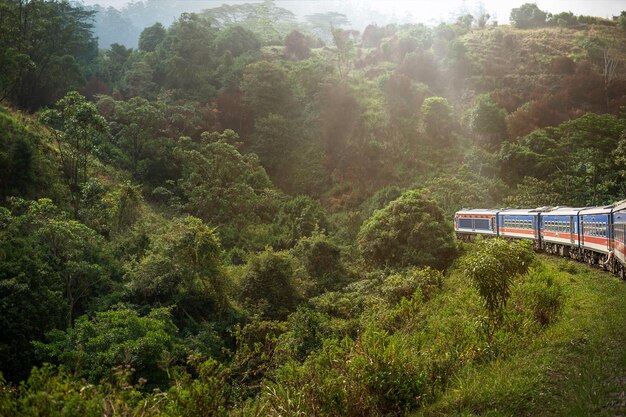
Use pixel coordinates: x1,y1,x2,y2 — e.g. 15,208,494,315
499,228,536,235
582,236,609,245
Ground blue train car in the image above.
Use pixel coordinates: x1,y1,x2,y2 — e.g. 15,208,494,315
579,205,613,255
498,209,539,240
539,207,582,256
454,209,499,239
613,200,626,278
540,207,581,246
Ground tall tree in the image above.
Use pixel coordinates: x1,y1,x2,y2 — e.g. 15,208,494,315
40,91,109,217
0,0,98,109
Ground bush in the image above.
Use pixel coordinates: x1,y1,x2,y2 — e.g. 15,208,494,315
357,189,457,270
291,232,350,295
514,266,565,326
461,239,535,329
238,248,299,320
381,267,444,304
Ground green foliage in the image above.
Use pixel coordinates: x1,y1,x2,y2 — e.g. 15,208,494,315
0,0,98,109
40,91,109,217
291,232,350,295
202,1,296,45
461,239,535,327
35,308,177,384
511,265,564,327
138,22,166,52
503,177,562,208
357,189,457,270
239,248,299,320
421,96,455,145
166,358,230,416
125,216,229,322
214,25,260,58
0,199,117,381
265,329,429,416
467,93,508,148
157,13,218,100
381,267,444,305
252,112,293,175
276,195,329,247
241,60,293,117
103,95,164,175
510,3,549,29
0,107,58,201
501,113,626,205
173,137,280,249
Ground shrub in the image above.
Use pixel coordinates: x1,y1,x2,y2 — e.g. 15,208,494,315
291,232,350,295
461,239,535,331
381,267,445,304
357,189,457,270
514,266,565,326
239,248,299,320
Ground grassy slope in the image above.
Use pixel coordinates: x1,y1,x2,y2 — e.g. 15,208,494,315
416,255,626,417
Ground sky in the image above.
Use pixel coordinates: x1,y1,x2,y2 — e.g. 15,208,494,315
78,0,626,28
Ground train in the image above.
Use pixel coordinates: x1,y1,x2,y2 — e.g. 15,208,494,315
454,201,626,279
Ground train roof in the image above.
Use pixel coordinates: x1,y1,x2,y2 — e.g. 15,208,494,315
580,203,621,215
612,199,626,212
542,207,585,216
455,209,499,215
499,208,540,216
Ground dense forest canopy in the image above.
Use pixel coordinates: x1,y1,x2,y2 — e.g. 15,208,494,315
1,0,626,415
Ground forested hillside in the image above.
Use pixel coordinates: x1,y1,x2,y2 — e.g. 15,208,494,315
1,1,626,415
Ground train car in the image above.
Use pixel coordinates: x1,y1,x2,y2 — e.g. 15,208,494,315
454,209,499,240
579,205,613,262
540,207,582,256
497,209,539,241
611,200,626,277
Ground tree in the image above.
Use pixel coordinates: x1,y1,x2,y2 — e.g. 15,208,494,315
285,30,310,60
421,96,455,145
252,113,292,175
461,239,535,339
90,5,140,49
0,0,98,109
467,93,508,148
36,308,177,383
214,25,260,58
99,42,133,89
40,91,109,217
241,60,293,117
173,138,279,249
202,0,295,44
157,13,217,100
275,195,329,247
125,216,229,322
0,199,116,381
619,11,626,31
305,12,349,43
357,189,457,270
292,233,349,295
138,22,166,52
106,96,164,175
510,3,548,29
239,248,299,320
332,27,355,79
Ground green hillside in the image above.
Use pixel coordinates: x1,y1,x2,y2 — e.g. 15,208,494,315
1,1,626,415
